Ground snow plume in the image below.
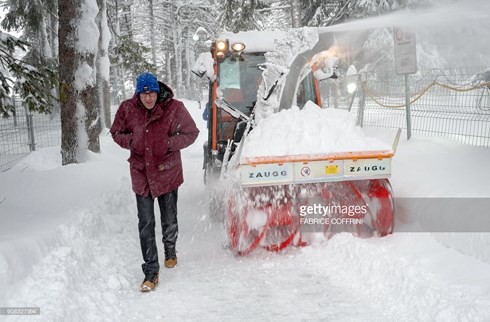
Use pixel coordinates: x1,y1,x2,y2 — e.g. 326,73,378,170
255,28,319,121
322,0,490,69
266,28,319,68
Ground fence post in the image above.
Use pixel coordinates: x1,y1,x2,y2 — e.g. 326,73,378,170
26,112,36,151
12,96,18,126
348,77,359,112
404,74,412,140
356,76,366,127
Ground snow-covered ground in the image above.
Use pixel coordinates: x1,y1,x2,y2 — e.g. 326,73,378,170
1,100,490,321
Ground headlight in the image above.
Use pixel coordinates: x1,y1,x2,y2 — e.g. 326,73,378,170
231,42,246,53
216,40,228,53
347,82,357,94
216,40,227,51
215,40,229,60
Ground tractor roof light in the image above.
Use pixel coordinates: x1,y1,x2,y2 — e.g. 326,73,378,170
216,51,225,59
215,40,229,57
231,42,246,54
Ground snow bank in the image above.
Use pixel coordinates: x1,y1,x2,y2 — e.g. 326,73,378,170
390,135,490,264
0,132,131,311
1,180,138,320
300,233,490,321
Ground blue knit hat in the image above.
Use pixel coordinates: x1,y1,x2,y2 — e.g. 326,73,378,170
136,72,160,94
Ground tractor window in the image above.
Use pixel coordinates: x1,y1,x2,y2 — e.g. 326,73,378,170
218,53,266,115
219,59,240,89
296,72,318,108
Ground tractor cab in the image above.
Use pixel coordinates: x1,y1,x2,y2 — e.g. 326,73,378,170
215,52,265,149
193,31,323,184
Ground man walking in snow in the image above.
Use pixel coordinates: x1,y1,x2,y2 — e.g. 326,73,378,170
110,72,199,292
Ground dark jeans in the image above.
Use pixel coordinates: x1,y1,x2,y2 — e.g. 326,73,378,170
136,189,178,277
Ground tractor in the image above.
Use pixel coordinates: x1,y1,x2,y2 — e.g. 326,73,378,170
192,28,395,255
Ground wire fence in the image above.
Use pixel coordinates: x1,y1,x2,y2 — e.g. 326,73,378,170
0,97,61,172
324,67,490,147
1,67,489,172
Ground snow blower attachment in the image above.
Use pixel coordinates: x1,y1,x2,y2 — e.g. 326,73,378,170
227,150,395,256
193,29,396,256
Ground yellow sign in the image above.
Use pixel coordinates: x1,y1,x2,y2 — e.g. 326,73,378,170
325,165,338,175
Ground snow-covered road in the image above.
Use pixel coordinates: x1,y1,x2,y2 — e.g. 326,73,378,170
1,100,490,321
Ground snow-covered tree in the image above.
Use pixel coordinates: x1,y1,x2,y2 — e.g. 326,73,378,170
0,0,59,117
107,0,154,102
59,0,101,164
0,33,57,117
120,0,217,98
218,0,268,32
1,0,58,57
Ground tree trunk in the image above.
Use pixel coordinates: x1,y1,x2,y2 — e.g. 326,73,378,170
149,0,157,68
171,6,183,96
165,51,172,87
59,0,79,165
50,10,59,56
39,15,52,59
103,79,111,128
41,10,59,116
122,3,135,82
110,66,120,104
120,66,127,99
185,28,191,97
291,0,302,28
80,1,100,153
80,51,100,153
109,0,123,104
188,27,197,98
96,0,112,128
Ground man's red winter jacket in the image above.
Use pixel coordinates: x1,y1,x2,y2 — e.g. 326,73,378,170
110,83,199,198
